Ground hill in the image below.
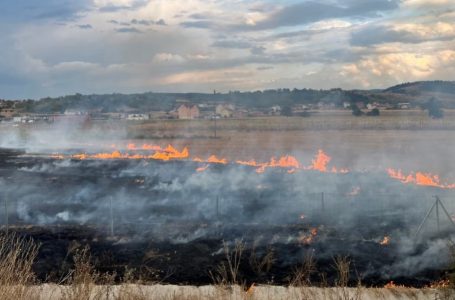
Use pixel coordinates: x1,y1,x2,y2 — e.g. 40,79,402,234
5,81,455,114
384,81,455,94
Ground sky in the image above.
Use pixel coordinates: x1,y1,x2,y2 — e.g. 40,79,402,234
0,0,454,99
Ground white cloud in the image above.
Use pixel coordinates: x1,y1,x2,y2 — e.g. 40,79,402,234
0,0,454,98
94,0,138,8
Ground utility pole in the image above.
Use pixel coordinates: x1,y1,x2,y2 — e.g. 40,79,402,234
436,196,440,234
216,196,219,219
213,113,217,139
4,193,8,234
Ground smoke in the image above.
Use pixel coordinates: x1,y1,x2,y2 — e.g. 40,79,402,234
1,123,455,284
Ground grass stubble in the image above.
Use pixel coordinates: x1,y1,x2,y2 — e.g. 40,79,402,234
0,232,453,299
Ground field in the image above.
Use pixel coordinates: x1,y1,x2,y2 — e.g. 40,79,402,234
1,111,455,299
119,110,455,176
3,110,454,174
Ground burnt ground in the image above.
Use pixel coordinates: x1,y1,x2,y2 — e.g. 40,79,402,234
0,148,454,287
8,224,449,287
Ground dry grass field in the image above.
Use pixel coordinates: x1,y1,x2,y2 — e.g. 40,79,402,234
22,284,453,300
116,110,455,176
3,109,455,176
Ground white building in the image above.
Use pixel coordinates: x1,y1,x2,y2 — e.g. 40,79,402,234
127,114,150,120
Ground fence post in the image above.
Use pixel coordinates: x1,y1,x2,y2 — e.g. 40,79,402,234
4,193,8,234
109,197,114,237
216,196,219,219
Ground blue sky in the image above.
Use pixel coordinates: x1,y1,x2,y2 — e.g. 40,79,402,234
0,0,454,99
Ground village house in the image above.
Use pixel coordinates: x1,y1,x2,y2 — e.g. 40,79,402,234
177,104,200,119
398,102,411,109
291,105,310,115
269,105,282,116
215,104,235,118
366,103,377,110
64,109,87,115
127,113,150,121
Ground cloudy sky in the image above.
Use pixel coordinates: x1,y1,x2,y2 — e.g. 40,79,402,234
1,0,454,99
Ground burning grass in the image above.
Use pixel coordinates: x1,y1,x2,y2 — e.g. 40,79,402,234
47,143,455,189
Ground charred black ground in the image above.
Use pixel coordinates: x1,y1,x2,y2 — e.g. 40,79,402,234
0,148,454,287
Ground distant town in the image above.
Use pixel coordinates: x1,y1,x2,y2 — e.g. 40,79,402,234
0,80,454,124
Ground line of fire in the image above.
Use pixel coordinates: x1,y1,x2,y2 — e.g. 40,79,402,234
0,145,454,287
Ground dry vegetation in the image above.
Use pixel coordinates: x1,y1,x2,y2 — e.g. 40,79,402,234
0,232,452,299
126,110,455,137
0,233,39,300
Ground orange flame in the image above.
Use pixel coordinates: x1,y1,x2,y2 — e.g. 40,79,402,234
207,155,228,164
309,150,331,172
196,165,210,172
236,159,260,167
70,144,188,162
387,168,455,189
384,281,406,288
149,145,189,161
426,279,450,288
300,227,318,245
53,145,455,190
379,236,390,246
194,155,228,165
238,155,301,173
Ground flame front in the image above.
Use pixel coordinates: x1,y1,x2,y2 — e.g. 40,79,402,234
50,144,455,190
387,168,455,189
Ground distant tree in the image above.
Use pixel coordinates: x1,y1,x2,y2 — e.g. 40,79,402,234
366,108,380,116
281,105,293,116
351,104,363,116
425,97,444,119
